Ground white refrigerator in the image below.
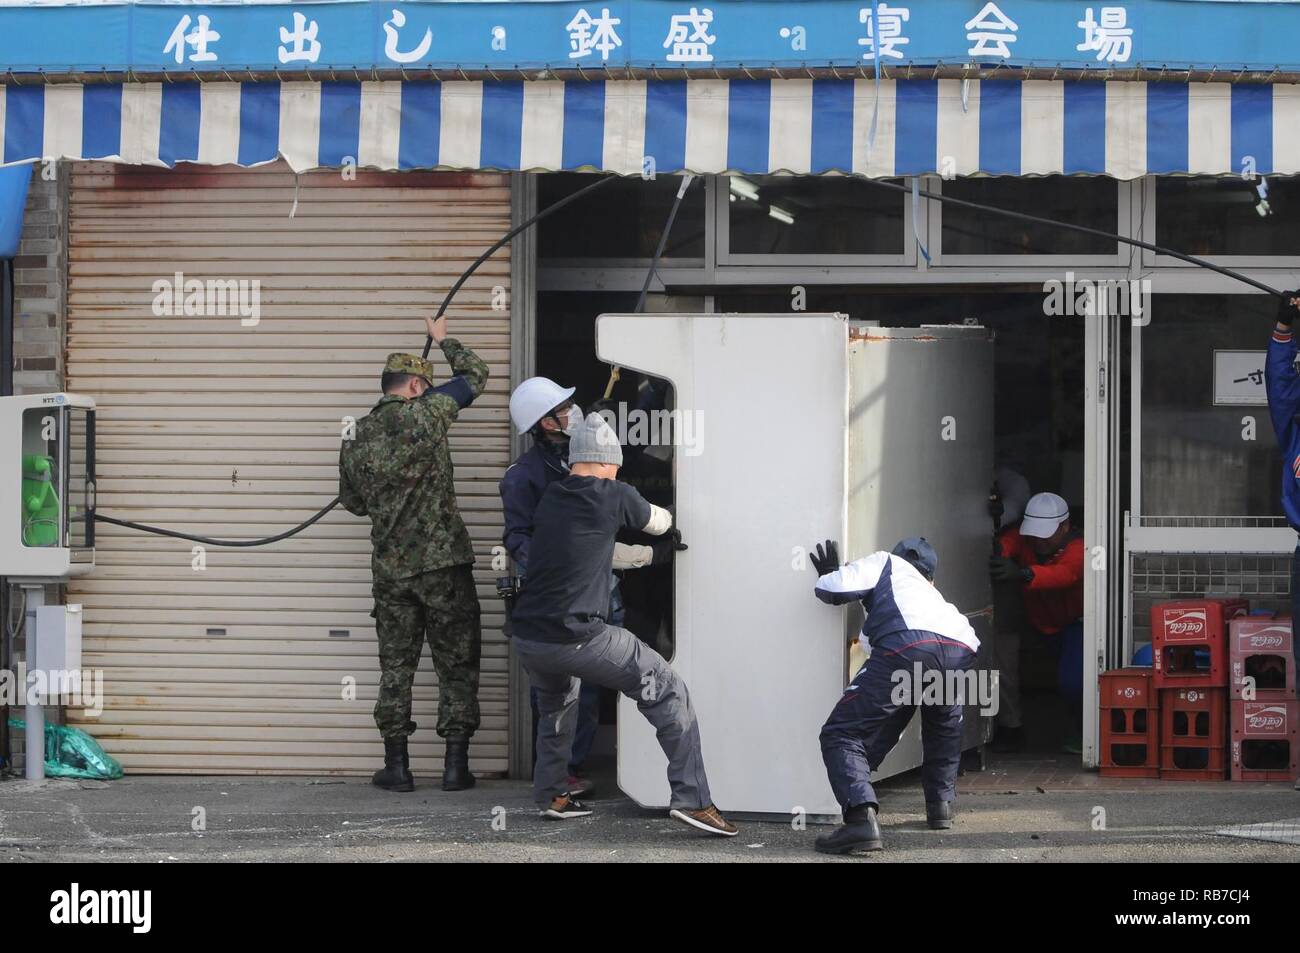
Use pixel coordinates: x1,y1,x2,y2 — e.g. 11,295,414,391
596,313,995,818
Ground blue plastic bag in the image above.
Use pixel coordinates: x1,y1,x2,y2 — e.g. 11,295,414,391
7,718,123,780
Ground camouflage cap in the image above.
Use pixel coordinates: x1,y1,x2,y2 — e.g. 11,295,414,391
384,352,436,385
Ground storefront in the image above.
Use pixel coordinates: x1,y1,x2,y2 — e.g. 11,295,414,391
61,162,515,776
3,0,1299,779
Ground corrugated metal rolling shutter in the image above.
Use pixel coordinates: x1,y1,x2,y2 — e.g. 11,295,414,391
65,161,512,776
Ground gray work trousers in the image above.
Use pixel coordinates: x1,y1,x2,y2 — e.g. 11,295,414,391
513,624,712,810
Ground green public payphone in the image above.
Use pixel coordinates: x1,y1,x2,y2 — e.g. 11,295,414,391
2,393,97,782
2,393,96,579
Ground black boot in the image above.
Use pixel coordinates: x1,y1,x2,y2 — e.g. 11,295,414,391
401,721,414,772
926,801,953,830
441,736,476,791
372,736,414,792
815,804,882,854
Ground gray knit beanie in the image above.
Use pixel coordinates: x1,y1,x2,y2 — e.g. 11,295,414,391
568,412,623,467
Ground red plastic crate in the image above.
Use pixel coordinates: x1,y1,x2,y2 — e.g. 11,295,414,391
1159,687,1228,780
1231,699,1300,782
1100,667,1158,709
1100,669,1159,778
1159,746,1228,780
1151,599,1249,689
1229,614,1296,700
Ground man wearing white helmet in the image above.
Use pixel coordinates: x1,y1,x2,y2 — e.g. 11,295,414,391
988,491,1086,754
502,377,583,578
500,377,652,796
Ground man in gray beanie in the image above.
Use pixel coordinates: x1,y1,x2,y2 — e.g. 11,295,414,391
509,412,737,837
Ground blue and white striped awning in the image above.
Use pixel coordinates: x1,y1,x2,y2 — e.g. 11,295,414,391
2,78,1297,178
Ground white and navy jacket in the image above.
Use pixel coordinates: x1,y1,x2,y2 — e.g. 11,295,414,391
815,551,980,652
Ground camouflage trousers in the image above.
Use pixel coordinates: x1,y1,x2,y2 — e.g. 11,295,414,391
371,563,482,741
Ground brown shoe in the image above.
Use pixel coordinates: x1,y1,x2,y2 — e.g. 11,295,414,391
669,804,738,837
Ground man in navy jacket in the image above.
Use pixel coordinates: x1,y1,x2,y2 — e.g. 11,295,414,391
1264,292,1300,729
811,537,981,854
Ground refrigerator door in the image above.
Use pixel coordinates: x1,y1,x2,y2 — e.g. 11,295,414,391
847,324,996,779
597,313,849,817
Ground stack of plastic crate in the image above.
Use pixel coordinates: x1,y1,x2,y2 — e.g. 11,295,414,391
1150,599,1248,780
1228,613,1298,782
1099,667,1159,778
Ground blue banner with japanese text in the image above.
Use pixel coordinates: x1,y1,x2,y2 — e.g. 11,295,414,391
1,0,1299,76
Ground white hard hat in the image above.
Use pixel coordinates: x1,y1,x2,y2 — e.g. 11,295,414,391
509,376,576,433
1020,492,1070,539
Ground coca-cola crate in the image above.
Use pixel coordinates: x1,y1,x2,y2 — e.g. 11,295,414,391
1229,614,1297,700
1231,699,1300,782
1159,687,1229,781
1151,599,1249,689
1159,745,1228,781
1100,669,1159,778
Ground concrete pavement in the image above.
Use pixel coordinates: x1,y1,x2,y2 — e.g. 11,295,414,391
1,761,1297,862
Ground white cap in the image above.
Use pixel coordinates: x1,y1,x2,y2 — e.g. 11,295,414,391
1020,492,1070,539
508,376,576,433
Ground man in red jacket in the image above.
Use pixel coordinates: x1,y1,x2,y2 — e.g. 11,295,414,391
988,491,1086,754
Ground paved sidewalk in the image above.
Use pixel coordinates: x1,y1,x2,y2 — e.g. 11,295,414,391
1,756,1296,862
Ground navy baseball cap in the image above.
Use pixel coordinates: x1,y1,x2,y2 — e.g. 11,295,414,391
891,537,938,580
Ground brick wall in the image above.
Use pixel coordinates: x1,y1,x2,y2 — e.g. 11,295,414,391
11,165,67,394
4,164,67,773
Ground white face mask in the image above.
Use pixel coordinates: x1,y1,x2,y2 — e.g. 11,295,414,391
561,405,583,436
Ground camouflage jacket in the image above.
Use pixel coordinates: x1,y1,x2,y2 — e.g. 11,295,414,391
338,338,489,581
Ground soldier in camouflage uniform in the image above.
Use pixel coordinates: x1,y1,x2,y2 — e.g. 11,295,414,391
338,315,489,793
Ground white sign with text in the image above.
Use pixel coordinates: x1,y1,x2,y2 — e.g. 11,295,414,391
1213,350,1267,406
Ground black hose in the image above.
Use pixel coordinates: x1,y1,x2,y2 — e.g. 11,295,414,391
96,171,1290,548
420,173,619,359
95,175,622,547
599,174,695,402
635,174,694,314
96,500,340,547
865,178,1286,298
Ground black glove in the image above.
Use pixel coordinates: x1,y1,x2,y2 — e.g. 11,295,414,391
988,485,1004,526
651,528,688,566
810,540,841,576
989,555,1031,584
1277,290,1300,328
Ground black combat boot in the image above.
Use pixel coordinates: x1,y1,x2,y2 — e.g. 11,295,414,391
441,736,476,791
400,722,414,772
372,736,415,792
815,803,883,855
926,801,954,830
